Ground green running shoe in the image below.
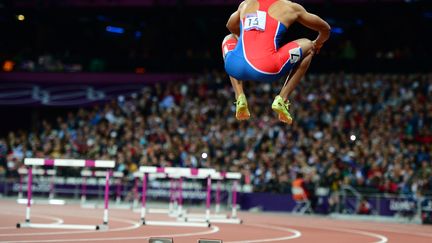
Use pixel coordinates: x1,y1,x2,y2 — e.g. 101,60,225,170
271,95,293,124
235,93,250,121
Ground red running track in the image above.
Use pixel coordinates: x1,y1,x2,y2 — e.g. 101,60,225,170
0,200,431,243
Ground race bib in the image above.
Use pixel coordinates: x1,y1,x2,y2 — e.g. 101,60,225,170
244,10,266,31
289,47,301,64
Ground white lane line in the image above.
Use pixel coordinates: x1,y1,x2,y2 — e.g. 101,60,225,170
331,228,388,243
290,219,432,237
226,223,301,243
0,216,140,237
1,226,220,243
0,212,63,230
288,223,388,243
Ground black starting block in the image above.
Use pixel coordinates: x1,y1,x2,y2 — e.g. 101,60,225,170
198,240,223,243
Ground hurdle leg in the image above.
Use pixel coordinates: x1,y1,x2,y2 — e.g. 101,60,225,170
26,167,33,223
169,179,174,213
102,170,111,227
17,166,33,228
178,177,183,217
206,176,211,221
141,173,147,224
215,180,221,214
231,180,238,219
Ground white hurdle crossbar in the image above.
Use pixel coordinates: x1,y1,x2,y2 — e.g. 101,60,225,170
16,158,115,230
137,166,214,228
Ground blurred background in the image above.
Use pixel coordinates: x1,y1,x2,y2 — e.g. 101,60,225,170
0,0,431,221
1,0,431,73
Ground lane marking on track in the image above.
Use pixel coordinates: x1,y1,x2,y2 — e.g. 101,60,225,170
332,228,388,243
0,212,63,230
283,223,388,243
301,218,432,238
1,226,220,243
0,216,140,237
3,207,430,242
341,226,432,238
226,223,301,243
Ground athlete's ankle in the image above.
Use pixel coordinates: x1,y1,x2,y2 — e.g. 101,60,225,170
236,93,246,99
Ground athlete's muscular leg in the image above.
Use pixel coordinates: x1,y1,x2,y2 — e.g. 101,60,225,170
229,76,244,100
222,34,244,99
279,38,315,100
222,34,250,120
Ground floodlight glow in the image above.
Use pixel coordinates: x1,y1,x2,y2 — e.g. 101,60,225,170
106,26,124,34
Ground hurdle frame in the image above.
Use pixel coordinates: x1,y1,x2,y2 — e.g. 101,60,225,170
16,158,115,230
184,171,243,224
137,166,215,228
131,172,184,215
16,167,66,205
80,170,124,208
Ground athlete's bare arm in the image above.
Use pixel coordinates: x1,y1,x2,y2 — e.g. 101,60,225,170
291,2,331,53
226,1,246,36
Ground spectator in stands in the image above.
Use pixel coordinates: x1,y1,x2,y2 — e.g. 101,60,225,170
357,197,372,215
292,172,308,201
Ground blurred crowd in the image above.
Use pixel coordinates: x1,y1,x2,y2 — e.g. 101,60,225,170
1,72,431,199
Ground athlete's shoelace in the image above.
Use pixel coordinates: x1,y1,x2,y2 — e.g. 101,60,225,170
279,100,290,112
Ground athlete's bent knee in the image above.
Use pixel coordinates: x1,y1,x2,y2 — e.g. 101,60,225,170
295,38,314,55
221,34,239,58
222,34,238,44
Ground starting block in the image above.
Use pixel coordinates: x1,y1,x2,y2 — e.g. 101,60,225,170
198,240,223,243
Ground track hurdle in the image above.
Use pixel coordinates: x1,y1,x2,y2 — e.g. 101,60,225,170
16,158,115,230
134,171,187,217
138,166,215,228
183,172,243,224
80,170,124,207
16,167,66,205
132,171,185,215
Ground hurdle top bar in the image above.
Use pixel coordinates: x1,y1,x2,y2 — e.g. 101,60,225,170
81,170,123,178
138,166,241,180
133,171,175,179
24,158,115,168
211,172,241,180
139,166,216,179
18,168,55,176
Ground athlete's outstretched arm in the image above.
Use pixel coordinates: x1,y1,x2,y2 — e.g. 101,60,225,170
293,3,331,53
226,1,245,36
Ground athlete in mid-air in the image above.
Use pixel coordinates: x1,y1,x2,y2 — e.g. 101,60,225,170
222,0,331,124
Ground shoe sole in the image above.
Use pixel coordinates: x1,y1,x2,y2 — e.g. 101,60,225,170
236,106,250,120
272,104,293,124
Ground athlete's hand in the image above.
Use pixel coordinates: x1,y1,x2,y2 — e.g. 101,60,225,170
313,40,324,54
